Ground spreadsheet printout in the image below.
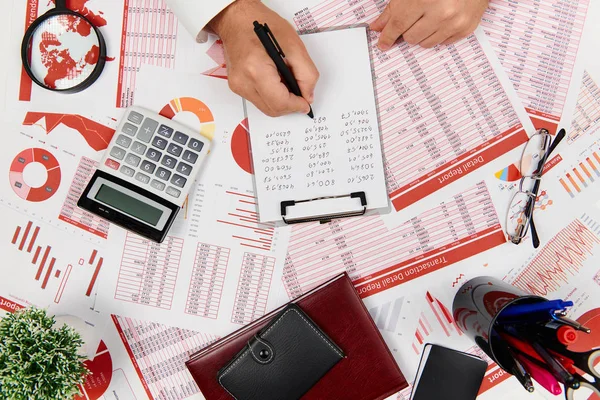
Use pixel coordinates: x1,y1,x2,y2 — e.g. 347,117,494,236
290,1,535,226
481,0,592,133
246,27,389,223
96,68,290,334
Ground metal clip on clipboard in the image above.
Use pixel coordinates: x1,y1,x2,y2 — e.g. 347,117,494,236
280,191,367,224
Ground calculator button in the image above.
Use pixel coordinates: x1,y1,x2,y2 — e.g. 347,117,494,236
146,148,162,162
124,153,141,167
152,136,167,150
167,143,183,157
140,161,156,174
157,125,173,138
155,167,171,181
131,141,147,155
116,134,132,148
135,172,151,184
150,180,166,191
127,111,144,124
161,155,177,169
120,165,135,177
170,174,187,188
188,138,204,152
173,131,189,145
182,150,199,164
137,118,158,143
166,186,181,198
109,147,126,160
122,123,138,136
176,161,192,176
105,159,120,170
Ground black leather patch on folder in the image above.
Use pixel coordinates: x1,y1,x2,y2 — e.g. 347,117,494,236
218,304,344,400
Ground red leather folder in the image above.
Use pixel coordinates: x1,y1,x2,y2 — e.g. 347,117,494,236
186,273,407,399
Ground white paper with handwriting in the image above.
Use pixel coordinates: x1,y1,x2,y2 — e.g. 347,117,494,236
246,27,389,223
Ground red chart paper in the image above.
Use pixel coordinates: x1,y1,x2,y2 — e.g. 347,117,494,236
293,0,531,215
481,0,591,132
283,182,506,299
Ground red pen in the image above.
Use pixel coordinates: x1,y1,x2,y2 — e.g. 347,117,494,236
500,332,546,364
514,352,562,395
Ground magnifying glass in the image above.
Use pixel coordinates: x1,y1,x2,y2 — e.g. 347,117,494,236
21,0,107,93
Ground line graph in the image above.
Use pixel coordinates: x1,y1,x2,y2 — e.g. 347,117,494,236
512,219,600,296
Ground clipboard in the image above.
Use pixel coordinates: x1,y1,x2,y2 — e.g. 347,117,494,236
245,27,389,224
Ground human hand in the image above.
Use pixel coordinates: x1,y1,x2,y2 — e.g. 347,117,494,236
370,0,489,50
208,0,319,117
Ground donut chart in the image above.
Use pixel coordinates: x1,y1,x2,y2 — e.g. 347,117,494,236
231,118,253,174
159,97,216,140
9,148,61,202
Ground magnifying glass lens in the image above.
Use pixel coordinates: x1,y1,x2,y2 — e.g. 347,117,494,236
25,14,100,90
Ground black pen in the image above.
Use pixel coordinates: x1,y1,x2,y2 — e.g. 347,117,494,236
253,21,314,119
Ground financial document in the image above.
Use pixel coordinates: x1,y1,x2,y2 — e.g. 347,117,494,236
246,27,389,223
289,0,535,226
481,0,592,133
96,67,290,334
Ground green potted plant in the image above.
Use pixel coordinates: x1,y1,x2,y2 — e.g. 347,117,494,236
0,307,90,399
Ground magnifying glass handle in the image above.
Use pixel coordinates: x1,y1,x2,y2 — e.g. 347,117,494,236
55,0,67,10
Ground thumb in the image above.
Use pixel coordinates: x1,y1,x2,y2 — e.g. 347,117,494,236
370,6,391,32
286,51,320,104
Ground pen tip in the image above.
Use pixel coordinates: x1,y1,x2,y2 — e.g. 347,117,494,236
308,106,314,119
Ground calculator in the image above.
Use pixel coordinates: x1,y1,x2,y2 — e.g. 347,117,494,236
78,106,211,243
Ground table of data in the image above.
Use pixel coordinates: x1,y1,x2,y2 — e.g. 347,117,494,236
284,182,505,298
231,253,275,324
185,242,229,319
115,233,183,309
58,157,110,239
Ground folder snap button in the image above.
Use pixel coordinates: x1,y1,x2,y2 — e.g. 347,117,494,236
259,349,270,359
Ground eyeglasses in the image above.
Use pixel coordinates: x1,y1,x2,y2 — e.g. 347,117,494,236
506,128,566,248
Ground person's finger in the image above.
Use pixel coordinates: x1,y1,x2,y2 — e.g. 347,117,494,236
441,31,471,46
255,69,311,116
377,9,422,51
370,6,391,32
285,46,320,103
420,29,453,48
246,88,277,117
401,17,438,46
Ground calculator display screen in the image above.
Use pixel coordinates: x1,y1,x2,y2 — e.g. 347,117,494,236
95,184,162,225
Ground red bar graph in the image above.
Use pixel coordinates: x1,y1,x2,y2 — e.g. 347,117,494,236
32,246,41,264
55,264,72,304
86,256,103,297
42,258,56,289
11,226,21,244
36,246,51,280
217,191,275,251
18,221,32,251
27,226,40,253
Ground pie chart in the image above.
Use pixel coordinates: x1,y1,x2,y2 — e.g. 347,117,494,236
231,118,253,174
74,340,113,400
159,97,216,140
494,163,521,182
9,148,61,202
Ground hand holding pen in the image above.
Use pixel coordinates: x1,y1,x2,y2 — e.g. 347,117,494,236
207,0,318,117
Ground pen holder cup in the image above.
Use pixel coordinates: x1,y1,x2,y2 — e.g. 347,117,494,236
452,276,547,371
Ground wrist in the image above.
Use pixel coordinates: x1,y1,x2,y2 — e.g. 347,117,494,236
208,0,262,38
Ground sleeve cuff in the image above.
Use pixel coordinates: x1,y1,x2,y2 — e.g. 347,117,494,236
166,0,235,43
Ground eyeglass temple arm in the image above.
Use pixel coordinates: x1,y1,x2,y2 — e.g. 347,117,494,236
524,128,565,249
